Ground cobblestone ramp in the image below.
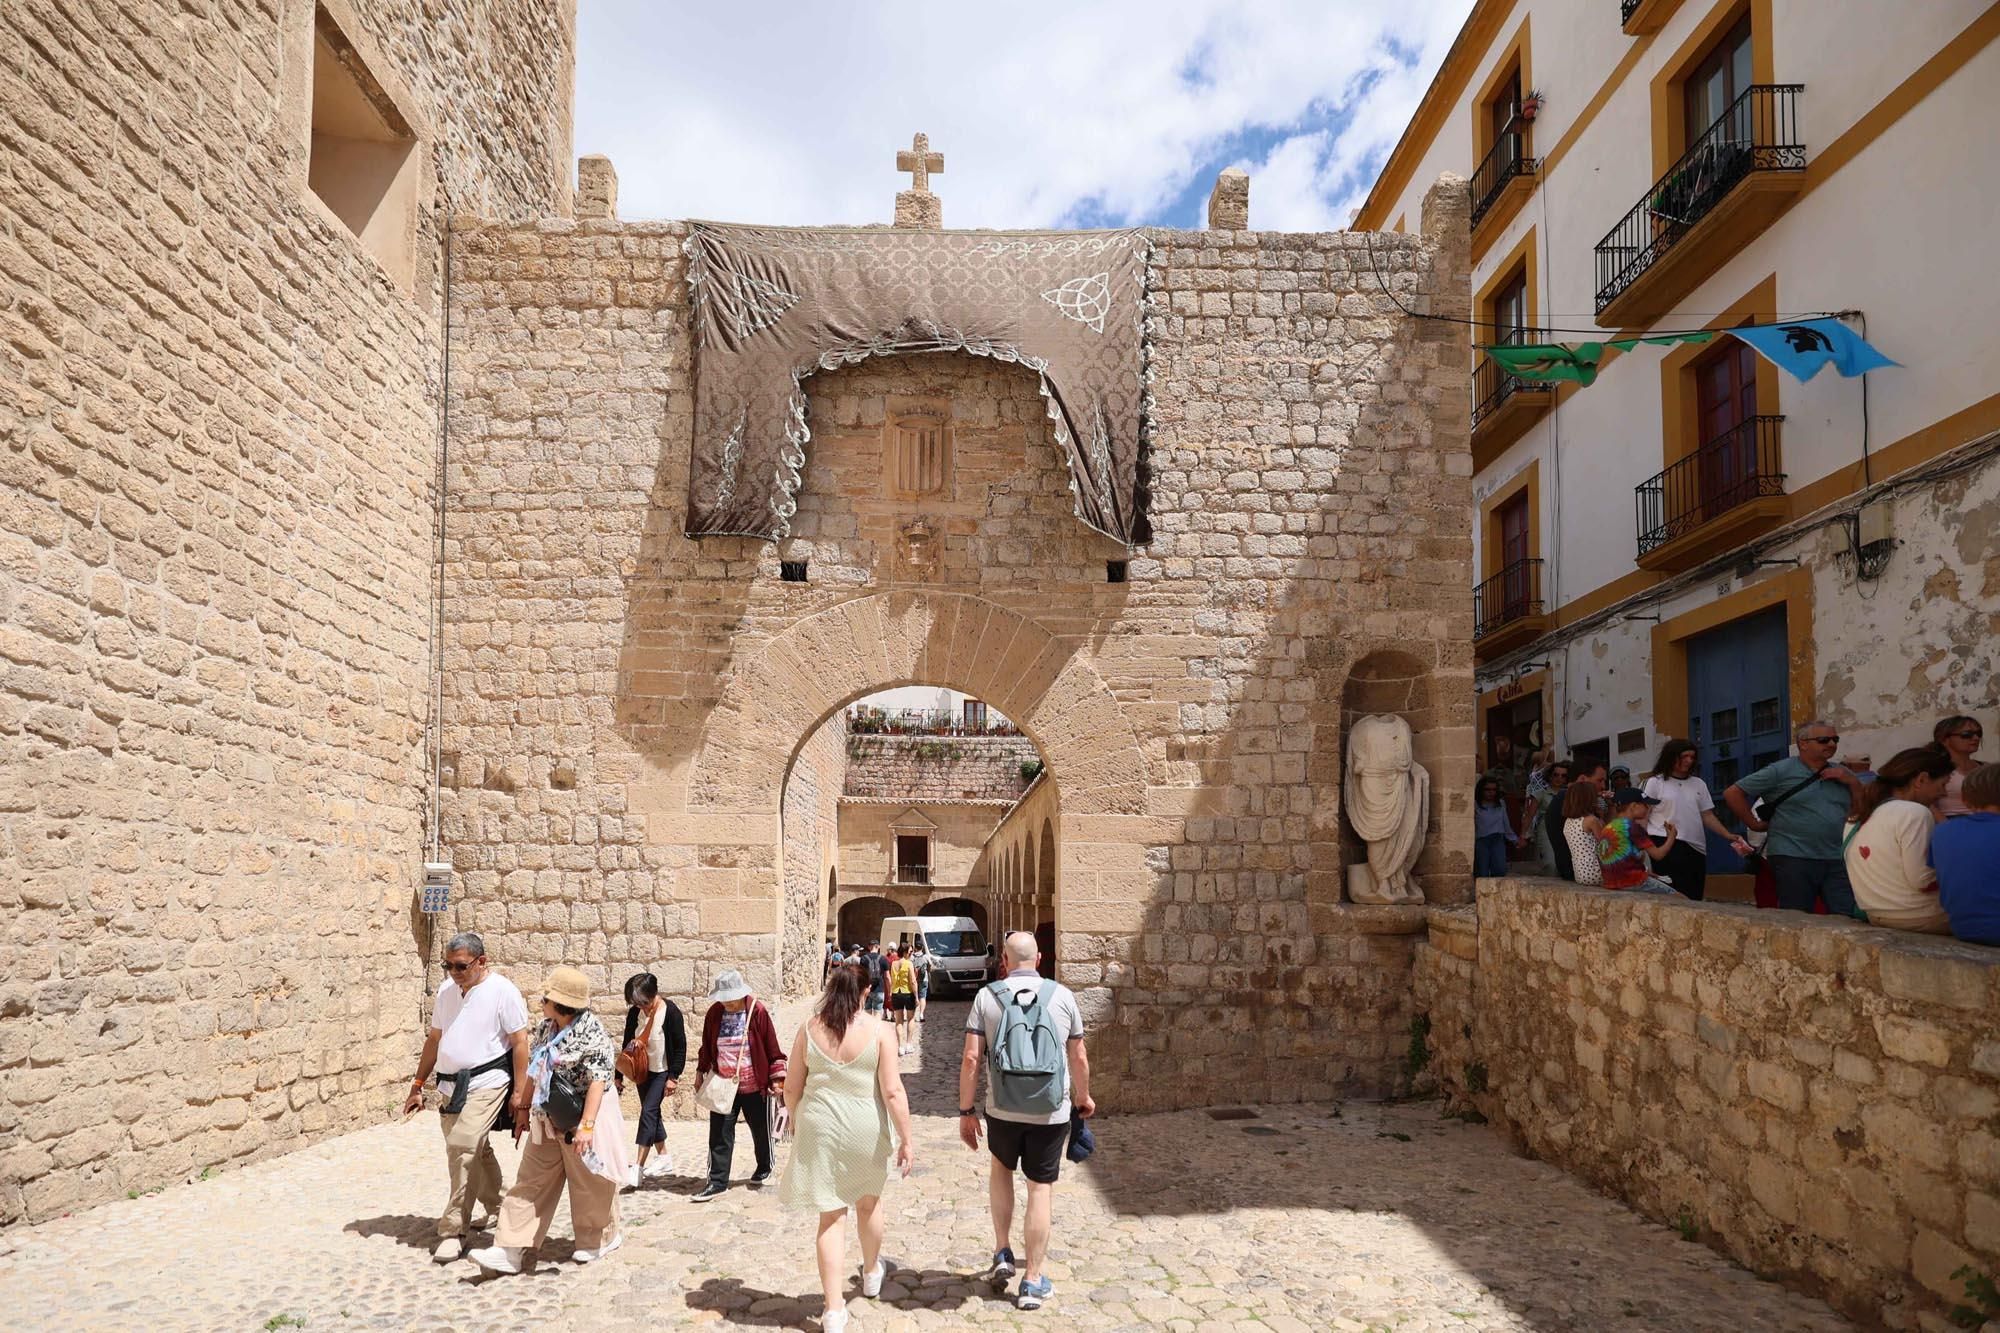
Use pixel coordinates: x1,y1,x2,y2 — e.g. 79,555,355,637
0,1002,1854,1332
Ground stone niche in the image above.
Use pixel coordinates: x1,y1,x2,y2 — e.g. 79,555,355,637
1340,647,1464,905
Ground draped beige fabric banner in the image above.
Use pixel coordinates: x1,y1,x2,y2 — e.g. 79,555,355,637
682,223,1152,544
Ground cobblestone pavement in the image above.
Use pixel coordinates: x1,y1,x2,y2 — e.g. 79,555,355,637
2,1001,1854,1333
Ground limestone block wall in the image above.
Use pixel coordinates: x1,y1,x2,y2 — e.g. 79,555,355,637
1415,878,2000,1329
778,713,844,997
438,175,1473,1114
0,0,576,1223
843,732,1039,802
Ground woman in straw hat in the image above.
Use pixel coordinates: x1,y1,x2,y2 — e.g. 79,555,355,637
468,966,628,1274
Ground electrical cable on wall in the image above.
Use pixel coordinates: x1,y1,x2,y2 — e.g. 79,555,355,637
1475,425,2000,686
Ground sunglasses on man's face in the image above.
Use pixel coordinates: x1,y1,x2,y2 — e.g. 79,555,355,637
1803,735,1839,745
444,960,478,973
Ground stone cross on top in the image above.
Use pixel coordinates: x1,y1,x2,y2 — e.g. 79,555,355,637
894,132,944,229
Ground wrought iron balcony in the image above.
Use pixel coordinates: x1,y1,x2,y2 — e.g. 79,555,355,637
1470,127,1537,227
1620,0,1643,22
1594,86,1804,315
1635,415,1786,557
894,865,931,886
1471,346,1555,431
1473,558,1546,643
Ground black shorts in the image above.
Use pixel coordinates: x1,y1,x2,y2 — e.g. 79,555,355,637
986,1115,1065,1184
888,992,916,1012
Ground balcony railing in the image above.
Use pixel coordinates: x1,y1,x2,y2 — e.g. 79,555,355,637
1470,127,1537,226
1471,342,1555,430
1635,415,1785,555
1473,558,1546,641
1620,0,1643,22
1594,86,1804,313
894,865,931,886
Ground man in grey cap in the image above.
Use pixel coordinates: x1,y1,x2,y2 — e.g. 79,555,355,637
692,969,787,1202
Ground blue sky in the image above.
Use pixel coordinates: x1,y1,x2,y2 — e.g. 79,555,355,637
573,1,1473,231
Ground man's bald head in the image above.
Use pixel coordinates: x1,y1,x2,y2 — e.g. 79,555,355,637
1003,931,1039,968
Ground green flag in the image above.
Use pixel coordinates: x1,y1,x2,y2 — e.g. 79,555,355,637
1608,330,1716,352
1485,341,1606,386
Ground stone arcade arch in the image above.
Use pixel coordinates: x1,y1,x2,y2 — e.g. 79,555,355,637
1035,819,1057,977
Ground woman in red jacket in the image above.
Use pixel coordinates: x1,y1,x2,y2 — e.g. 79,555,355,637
692,970,787,1202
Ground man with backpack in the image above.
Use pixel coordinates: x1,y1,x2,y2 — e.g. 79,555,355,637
958,931,1094,1312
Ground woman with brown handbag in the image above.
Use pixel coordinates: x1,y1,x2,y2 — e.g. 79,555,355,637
618,972,685,1187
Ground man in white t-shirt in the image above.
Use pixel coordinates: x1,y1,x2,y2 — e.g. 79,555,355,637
401,932,530,1263
959,931,1093,1312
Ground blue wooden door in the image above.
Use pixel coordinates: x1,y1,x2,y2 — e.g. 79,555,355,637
1685,607,1789,873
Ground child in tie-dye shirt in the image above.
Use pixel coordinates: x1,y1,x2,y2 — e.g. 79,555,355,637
1597,789,1680,894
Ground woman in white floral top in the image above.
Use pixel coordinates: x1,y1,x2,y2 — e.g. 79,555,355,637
470,966,630,1275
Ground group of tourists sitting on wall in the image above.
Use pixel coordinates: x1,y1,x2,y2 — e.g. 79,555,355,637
1479,715,1998,946
399,929,1093,1321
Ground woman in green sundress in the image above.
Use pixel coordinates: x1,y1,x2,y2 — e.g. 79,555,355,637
780,961,914,1332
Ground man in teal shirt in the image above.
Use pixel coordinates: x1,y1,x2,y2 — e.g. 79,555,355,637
1725,720,1864,915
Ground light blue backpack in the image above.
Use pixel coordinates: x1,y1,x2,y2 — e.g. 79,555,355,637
985,979,1066,1116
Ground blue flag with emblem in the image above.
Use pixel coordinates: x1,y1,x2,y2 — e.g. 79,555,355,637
1727,318,1897,383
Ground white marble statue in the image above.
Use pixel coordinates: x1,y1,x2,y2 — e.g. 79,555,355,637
1345,713,1430,905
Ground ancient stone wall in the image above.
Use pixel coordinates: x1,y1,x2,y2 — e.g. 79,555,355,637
843,732,1039,802
777,713,844,997
1415,878,2000,1329
0,0,576,1223
438,176,1473,1114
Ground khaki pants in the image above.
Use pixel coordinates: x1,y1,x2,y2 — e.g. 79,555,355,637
495,1122,620,1252
436,1082,507,1238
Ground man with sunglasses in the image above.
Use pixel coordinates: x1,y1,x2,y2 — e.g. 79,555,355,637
401,932,531,1263
1725,721,1864,916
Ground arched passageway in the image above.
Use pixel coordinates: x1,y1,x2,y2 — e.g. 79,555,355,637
922,895,987,935
836,895,903,948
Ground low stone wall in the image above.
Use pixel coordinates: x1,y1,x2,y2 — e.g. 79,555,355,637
1415,877,2000,1330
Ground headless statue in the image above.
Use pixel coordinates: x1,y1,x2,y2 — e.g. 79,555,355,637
1345,713,1430,905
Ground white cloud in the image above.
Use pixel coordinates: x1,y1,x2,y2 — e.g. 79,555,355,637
574,0,1472,230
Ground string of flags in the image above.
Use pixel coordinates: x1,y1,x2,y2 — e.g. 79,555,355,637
1482,317,1897,388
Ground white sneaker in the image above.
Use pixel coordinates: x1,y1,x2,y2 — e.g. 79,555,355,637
642,1156,673,1180
573,1233,623,1264
470,1205,498,1230
861,1257,889,1298
432,1236,463,1263
822,1309,850,1333
467,1244,524,1276
625,1164,641,1189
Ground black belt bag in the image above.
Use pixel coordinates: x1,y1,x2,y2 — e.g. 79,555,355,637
544,1073,587,1135
438,1051,515,1134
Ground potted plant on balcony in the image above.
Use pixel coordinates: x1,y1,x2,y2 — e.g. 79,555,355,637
1518,90,1545,123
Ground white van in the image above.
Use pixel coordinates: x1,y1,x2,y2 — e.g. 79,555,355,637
880,915,991,998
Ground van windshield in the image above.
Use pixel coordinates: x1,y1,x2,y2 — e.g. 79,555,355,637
924,929,987,958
